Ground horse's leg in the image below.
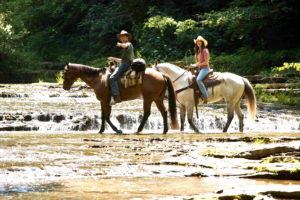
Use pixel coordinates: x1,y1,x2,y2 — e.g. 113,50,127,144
234,100,244,132
136,100,152,134
154,99,168,134
103,103,122,134
99,105,106,134
179,105,186,132
187,106,200,133
223,104,234,133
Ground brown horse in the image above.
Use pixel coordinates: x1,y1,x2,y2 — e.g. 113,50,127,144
63,63,179,134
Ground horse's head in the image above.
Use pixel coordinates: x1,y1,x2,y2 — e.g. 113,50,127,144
63,62,77,90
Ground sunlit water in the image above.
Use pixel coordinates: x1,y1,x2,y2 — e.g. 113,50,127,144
0,83,299,199
0,83,299,133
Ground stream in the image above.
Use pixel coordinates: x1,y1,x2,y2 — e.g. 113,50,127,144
0,83,299,199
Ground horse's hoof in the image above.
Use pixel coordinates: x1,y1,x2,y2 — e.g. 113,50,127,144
116,130,123,134
98,130,104,134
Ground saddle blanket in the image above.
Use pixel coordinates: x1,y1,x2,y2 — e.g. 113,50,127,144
104,69,143,88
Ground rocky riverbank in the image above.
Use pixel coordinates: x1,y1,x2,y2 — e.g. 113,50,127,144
0,132,299,199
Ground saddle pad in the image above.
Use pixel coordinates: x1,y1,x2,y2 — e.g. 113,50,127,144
105,69,143,88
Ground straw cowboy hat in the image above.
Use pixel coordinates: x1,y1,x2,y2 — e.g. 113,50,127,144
117,30,132,41
194,35,208,47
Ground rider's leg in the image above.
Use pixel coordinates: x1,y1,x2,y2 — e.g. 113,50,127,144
196,67,210,103
109,62,131,105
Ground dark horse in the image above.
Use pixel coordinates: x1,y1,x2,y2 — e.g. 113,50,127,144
63,63,179,134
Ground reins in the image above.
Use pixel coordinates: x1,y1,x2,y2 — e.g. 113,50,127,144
172,70,187,83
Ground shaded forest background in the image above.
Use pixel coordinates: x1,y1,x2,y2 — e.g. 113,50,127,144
0,0,299,78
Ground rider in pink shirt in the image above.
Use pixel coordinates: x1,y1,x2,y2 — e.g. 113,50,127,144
189,35,210,104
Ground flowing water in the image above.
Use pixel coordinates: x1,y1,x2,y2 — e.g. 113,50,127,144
0,83,299,199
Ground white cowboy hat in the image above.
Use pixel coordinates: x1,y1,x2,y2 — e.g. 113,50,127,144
194,35,208,47
117,30,132,41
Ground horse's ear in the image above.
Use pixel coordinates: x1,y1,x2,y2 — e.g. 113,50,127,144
153,59,159,71
65,62,69,71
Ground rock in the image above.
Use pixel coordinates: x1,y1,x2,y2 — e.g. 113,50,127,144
261,190,300,199
71,116,98,131
0,125,38,131
237,146,299,160
23,115,32,121
37,114,51,122
0,92,21,98
49,93,60,97
215,188,224,194
116,114,136,129
5,115,18,121
185,172,207,177
53,115,65,123
242,170,300,180
215,116,224,130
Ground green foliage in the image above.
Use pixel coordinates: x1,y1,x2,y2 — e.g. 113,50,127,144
56,71,63,84
202,0,300,50
255,86,300,106
262,156,299,164
1,0,299,78
254,138,267,145
136,15,200,61
211,48,300,75
272,62,300,74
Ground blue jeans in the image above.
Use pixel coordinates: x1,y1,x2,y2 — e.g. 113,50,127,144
196,67,210,99
109,62,131,96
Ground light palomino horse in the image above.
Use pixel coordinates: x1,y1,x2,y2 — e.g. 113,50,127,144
154,63,256,133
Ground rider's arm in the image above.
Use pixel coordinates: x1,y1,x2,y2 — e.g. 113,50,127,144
108,57,122,63
117,42,128,48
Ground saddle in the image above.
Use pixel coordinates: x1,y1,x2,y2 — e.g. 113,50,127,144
104,59,146,88
189,69,224,92
189,69,224,118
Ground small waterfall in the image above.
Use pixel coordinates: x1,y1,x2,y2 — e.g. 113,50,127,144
0,83,299,133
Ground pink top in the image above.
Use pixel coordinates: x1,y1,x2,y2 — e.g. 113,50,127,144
196,48,209,68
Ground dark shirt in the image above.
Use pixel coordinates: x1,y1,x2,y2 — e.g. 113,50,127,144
121,42,134,63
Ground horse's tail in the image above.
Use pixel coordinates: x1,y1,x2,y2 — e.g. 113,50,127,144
243,78,256,121
163,74,179,130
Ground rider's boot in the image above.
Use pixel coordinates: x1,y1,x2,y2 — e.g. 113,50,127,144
110,95,121,105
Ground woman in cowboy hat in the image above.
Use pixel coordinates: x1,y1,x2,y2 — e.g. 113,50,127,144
108,30,135,105
189,35,210,104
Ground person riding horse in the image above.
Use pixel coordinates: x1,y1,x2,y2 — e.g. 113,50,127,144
189,35,210,104
108,30,135,105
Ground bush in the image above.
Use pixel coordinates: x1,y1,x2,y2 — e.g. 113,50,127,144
211,47,300,75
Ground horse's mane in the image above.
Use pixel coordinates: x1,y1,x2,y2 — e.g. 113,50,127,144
69,63,106,76
159,62,185,73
